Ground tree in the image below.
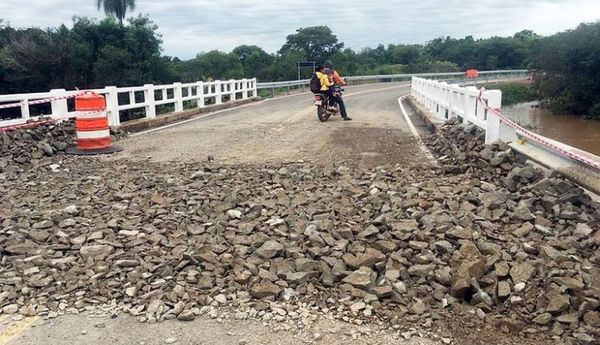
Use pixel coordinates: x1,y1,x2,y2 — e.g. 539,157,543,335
96,0,136,25
279,26,343,63
232,45,274,79
531,22,600,118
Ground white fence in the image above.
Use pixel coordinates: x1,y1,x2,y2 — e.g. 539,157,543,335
0,78,257,127
411,76,600,192
411,76,504,144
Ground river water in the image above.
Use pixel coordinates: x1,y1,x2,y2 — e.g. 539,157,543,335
502,102,600,156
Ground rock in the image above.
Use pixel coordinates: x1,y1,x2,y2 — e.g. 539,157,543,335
497,281,511,299
513,223,533,238
533,313,553,325
410,299,428,315
350,301,366,313
574,223,593,239
407,264,435,278
446,227,472,240
177,310,195,321
250,281,282,298
546,293,570,314
80,245,113,258
255,240,284,259
63,205,79,214
227,209,242,219
509,262,536,285
359,224,380,238
342,267,376,290
393,282,407,294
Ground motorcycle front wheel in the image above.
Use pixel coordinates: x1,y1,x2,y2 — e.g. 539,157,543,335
317,104,330,122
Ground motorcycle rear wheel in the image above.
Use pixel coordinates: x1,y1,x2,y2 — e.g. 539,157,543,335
317,104,330,122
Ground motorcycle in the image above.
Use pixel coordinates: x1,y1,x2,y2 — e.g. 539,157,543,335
313,85,344,122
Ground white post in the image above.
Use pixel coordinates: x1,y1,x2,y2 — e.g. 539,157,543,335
485,90,502,144
241,78,248,99
50,89,68,120
215,81,222,104
229,80,236,101
173,82,184,112
20,99,30,122
197,81,205,108
144,84,156,119
252,78,257,98
104,86,120,126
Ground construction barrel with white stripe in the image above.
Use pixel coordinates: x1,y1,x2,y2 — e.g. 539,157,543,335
67,92,122,155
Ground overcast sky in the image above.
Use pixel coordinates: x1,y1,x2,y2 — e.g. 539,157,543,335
1,0,599,58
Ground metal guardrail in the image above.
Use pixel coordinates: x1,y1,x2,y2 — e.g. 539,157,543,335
256,70,529,93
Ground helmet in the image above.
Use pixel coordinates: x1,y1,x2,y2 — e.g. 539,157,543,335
324,60,333,69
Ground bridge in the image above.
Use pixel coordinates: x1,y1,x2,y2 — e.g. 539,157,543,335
0,71,599,345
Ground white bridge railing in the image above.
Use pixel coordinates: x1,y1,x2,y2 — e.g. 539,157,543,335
411,76,503,143
0,78,257,128
411,76,600,192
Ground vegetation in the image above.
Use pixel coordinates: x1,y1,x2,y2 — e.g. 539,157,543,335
1,11,599,119
531,22,600,119
494,83,536,106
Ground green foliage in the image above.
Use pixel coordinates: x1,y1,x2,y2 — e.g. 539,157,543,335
494,83,536,106
279,26,343,63
531,22,600,118
0,16,169,93
181,50,244,81
96,0,136,25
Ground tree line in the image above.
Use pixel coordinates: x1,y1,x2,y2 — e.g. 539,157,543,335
0,17,599,118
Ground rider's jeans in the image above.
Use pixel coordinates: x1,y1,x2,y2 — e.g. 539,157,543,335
327,90,348,118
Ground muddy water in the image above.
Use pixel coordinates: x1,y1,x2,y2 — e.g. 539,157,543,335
502,102,600,156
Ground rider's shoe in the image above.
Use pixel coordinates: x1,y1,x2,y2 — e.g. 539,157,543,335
343,117,353,121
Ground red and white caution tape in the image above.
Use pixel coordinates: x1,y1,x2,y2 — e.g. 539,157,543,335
0,91,85,110
0,109,104,132
477,89,600,171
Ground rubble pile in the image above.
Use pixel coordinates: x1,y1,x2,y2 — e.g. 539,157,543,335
0,120,127,171
0,117,598,344
0,121,76,170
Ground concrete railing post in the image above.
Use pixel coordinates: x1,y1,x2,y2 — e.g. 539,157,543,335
144,84,156,119
252,78,257,97
215,81,222,105
19,99,30,122
50,89,68,119
241,78,248,99
484,90,503,144
197,81,205,108
104,86,120,126
229,80,236,101
173,82,184,112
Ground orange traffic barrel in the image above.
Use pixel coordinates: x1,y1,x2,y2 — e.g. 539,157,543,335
67,92,122,155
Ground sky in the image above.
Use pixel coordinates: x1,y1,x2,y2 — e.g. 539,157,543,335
1,0,599,59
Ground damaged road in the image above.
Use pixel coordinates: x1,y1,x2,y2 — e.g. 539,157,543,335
0,86,598,345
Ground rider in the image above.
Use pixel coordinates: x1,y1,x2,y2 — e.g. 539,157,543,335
316,65,352,121
324,60,347,87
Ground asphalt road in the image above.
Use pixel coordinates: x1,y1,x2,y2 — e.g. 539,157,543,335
113,82,425,168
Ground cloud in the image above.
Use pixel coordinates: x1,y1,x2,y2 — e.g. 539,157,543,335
1,0,599,58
